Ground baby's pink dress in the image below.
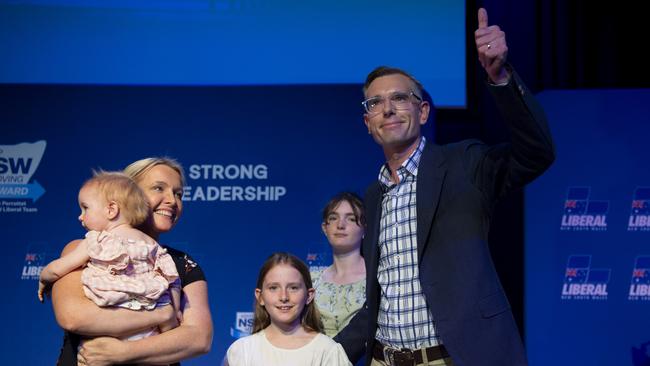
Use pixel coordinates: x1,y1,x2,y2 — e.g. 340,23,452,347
81,230,179,311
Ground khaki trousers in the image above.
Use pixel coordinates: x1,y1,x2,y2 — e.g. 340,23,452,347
370,355,455,366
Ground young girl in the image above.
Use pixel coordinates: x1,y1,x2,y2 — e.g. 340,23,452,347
226,252,352,366
38,171,180,338
312,192,366,337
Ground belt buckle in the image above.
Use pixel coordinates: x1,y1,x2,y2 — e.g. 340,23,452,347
383,346,414,366
383,346,396,366
396,348,415,366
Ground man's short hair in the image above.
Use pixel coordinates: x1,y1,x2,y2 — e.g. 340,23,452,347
363,66,425,97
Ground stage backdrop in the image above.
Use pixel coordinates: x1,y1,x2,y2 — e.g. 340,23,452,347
526,89,650,365
0,83,406,364
0,0,466,107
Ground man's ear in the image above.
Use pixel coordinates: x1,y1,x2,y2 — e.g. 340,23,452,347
106,201,119,220
419,101,431,126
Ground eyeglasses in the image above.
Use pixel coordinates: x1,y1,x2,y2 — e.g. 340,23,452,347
361,91,422,114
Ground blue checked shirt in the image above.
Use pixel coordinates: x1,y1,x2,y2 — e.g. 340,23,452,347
375,137,440,350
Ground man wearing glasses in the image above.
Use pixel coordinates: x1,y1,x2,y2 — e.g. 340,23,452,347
335,8,555,366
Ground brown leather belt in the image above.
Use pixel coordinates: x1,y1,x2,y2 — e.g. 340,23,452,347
373,341,449,366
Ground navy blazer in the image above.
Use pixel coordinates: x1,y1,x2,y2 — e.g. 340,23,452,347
335,70,555,366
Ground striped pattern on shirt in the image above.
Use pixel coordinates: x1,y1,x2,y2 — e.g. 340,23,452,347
374,137,440,350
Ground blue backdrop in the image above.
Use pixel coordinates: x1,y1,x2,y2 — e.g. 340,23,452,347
526,89,650,365
1,83,402,364
5,69,650,366
1,1,462,363
0,0,466,107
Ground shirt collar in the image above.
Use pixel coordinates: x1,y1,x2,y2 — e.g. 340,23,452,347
378,136,427,188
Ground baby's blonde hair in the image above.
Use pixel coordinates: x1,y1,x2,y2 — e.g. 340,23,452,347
83,171,150,226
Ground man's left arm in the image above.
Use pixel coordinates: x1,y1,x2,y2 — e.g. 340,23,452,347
487,66,555,180
473,7,555,196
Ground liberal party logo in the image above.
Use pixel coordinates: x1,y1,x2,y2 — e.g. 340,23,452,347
230,312,253,339
0,141,47,205
561,255,610,300
560,187,608,231
306,251,329,273
629,256,650,301
21,252,47,280
628,187,650,231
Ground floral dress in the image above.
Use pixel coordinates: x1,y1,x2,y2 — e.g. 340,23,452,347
311,269,366,337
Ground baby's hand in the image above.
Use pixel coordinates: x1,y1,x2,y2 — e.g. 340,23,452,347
38,280,51,303
158,308,180,333
156,304,179,333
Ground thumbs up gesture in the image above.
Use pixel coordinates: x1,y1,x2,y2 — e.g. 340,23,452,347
475,8,509,84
